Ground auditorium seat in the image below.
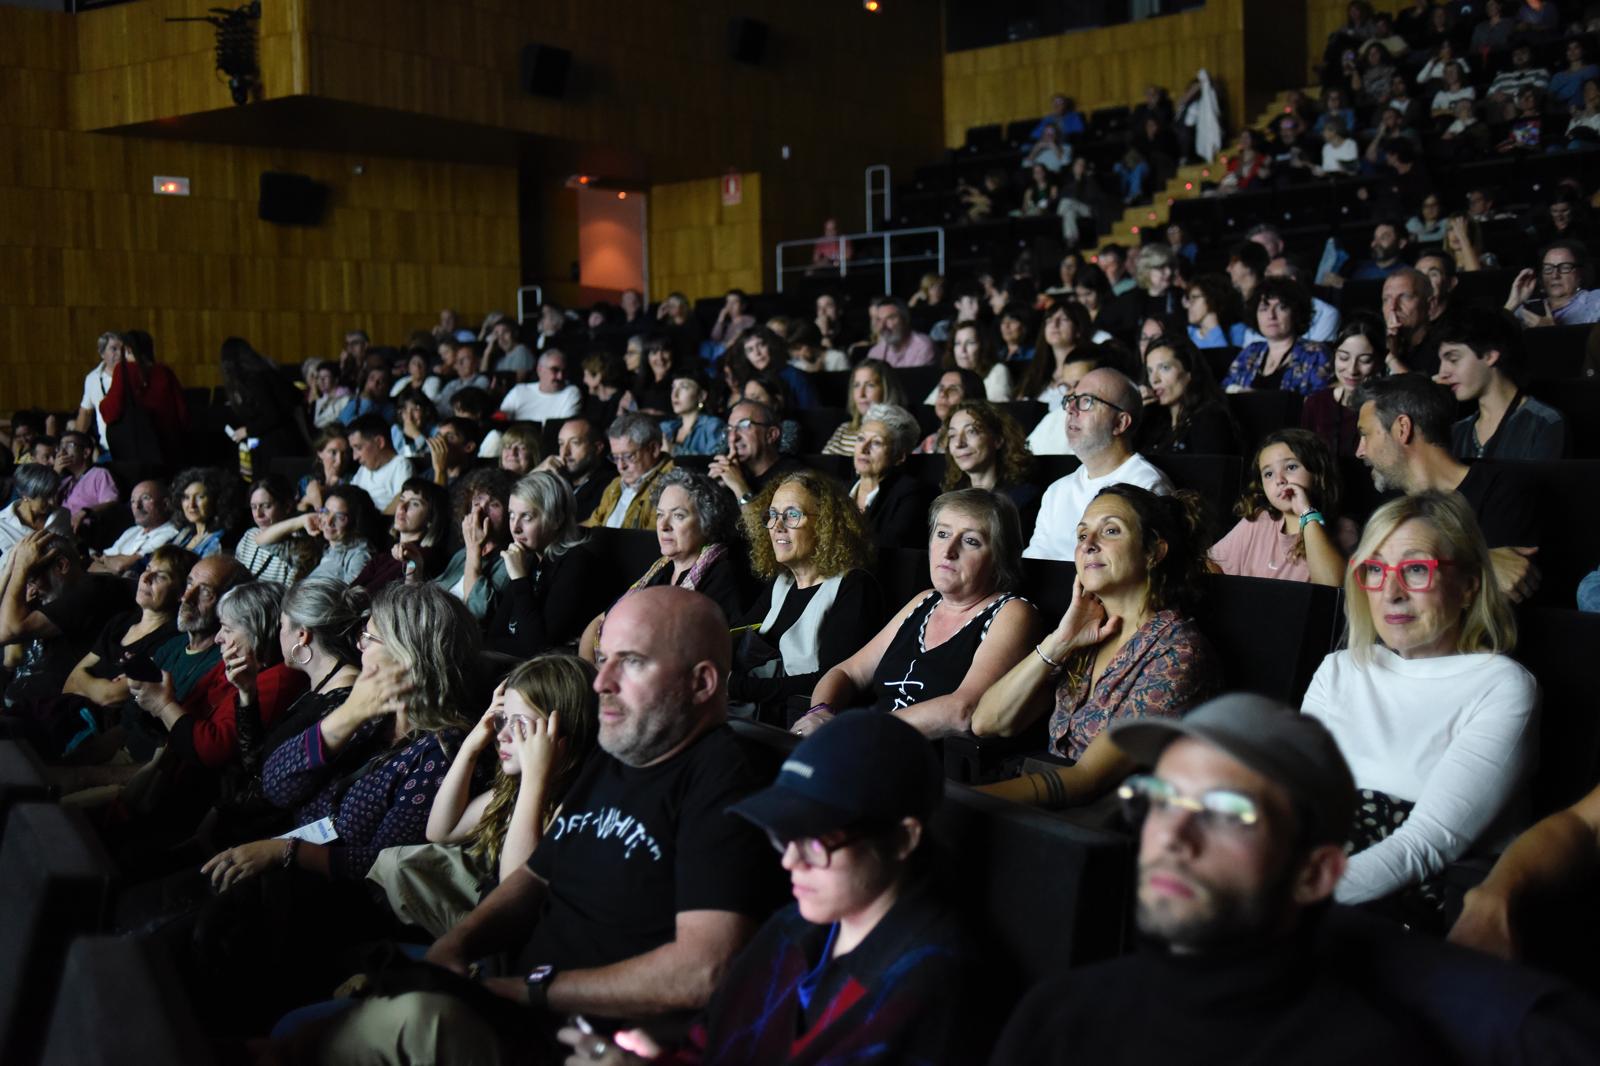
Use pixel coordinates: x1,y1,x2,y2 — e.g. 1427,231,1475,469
1148,452,1244,523
40,936,215,1066
1225,390,1302,451
1511,607,1600,817
1199,575,1341,705
812,371,850,408
0,742,51,846
1525,379,1600,459
584,527,664,586
0,803,116,1065
795,407,848,453
1523,324,1590,382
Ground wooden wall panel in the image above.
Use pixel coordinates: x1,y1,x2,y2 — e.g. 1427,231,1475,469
941,0,1251,147
648,174,762,302
2,5,520,412
1306,0,1351,81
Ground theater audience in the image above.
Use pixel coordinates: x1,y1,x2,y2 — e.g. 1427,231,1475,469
867,297,936,368
1381,268,1444,376
1212,429,1349,587
411,654,598,936
1222,279,1332,395
1301,312,1384,456
267,484,381,585
536,415,608,519
434,340,491,417
915,368,983,454
1303,491,1535,918
306,361,350,430
741,325,818,410
584,413,673,530
355,477,449,590
424,415,481,491
52,429,119,533
494,421,539,477
431,467,514,621
974,486,1218,808
822,361,907,457
798,489,1036,739
1434,308,1566,461
941,321,1011,401
1140,336,1241,454
943,400,1041,529
500,350,582,423
1018,301,1097,403
1026,368,1173,561
660,370,726,456
1355,374,1542,601
233,475,307,584
0,463,70,558
297,427,353,513
388,388,436,459
739,373,802,456
709,399,805,512
346,413,411,513
850,403,938,551
729,471,884,722
170,467,238,557
486,471,604,658
62,545,193,713
1506,239,1600,327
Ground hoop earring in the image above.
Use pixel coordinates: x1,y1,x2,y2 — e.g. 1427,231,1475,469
290,642,313,666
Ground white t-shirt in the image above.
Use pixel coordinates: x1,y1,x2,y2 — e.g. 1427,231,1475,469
351,453,412,511
80,365,112,450
1023,452,1173,561
1026,403,1073,456
1431,86,1476,113
922,363,1012,405
106,521,181,557
1302,646,1538,905
499,383,581,423
1320,138,1359,174
0,502,72,558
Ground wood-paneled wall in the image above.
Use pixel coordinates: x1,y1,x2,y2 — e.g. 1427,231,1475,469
648,174,764,301
2,5,519,412
1307,0,1353,82
941,0,1250,148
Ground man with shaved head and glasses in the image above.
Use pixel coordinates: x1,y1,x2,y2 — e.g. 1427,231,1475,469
1023,368,1171,561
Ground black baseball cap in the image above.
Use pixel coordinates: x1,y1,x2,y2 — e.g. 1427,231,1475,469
728,712,943,840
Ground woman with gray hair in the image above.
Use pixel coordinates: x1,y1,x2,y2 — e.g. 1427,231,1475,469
0,463,70,558
485,471,608,657
850,403,938,551
796,488,1037,739
576,468,746,659
207,582,478,893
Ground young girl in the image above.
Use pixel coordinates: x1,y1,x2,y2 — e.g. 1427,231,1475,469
1210,429,1350,587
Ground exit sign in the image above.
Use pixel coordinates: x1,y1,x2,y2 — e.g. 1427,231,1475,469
153,176,191,196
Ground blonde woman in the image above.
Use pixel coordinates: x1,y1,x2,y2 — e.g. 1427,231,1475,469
821,361,907,457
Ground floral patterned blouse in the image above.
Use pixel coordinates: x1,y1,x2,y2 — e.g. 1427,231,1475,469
1047,610,1220,760
1221,339,1332,397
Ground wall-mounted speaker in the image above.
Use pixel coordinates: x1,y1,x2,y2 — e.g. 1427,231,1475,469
520,43,572,98
727,17,768,65
258,171,328,225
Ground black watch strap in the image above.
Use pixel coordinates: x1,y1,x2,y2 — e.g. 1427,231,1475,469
525,963,557,1009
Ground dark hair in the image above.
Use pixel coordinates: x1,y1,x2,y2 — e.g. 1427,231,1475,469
1432,307,1528,386
322,483,386,550
743,371,793,416
1354,374,1455,446
1092,485,1210,614
396,476,452,548
439,415,483,448
346,413,391,442
945,320,1000,380
1235,429,1344,557
169,466,244,535
1228,240,1271,283
1542,238,1593,288
452,467,516,528
1248,277,1313,337
1021,301,1095,399
122,329,156,366
1331,309,1387,363
449,387,493,420
581,350,629,390
1186,273,1238,326
1075,264,1112,303
247,473,295,510
1144,335,1227,423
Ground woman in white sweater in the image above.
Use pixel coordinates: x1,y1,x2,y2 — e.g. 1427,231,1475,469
1302,491,1536,914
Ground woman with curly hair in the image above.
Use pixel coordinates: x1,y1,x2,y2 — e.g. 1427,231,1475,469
410,654,599,935
728,472,886,722
942,400,1041,534
170,466,242,557
1211,428,1350,587
972,485,1220,809
1221,277,1332,396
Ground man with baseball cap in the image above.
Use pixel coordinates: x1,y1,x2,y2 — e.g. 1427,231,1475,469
560,712,998,1064
990,694,1439,1064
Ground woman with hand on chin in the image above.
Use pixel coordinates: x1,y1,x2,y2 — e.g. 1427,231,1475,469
1212,429,1350,587
972,485,1219,809
428,468,515,621
353,478,449,591
253,484,382,585
486,472,604,657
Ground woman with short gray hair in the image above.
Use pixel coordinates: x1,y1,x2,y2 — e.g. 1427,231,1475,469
849,403,938,551
0,463,70,558
486,471,609,657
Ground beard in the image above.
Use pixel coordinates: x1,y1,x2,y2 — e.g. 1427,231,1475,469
1135,857,1294,953
177,603,215,635
598,682,695,768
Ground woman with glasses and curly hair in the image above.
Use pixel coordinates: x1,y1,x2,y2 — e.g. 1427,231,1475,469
1301,491,1533,922
1212,429,1351,587
728,471,885,723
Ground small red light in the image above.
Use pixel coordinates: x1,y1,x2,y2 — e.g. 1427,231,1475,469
1184,182,1193,190
617,192,627,200
1130,226,1140,234
578,175,590,185
1201,169,1211,178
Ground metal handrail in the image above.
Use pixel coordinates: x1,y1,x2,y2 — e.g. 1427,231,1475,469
515,285,545,324
775,226,944,294
864,164,891,233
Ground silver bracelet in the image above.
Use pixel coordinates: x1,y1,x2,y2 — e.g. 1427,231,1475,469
1033,642,1064,673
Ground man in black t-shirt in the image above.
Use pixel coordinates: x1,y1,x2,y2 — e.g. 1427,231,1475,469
1354,375,1543,601
292,585,781,1066
1,530,133,712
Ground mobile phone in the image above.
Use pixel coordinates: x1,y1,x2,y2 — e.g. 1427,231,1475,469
573,1015,596,1035
121,653,163,683
1524,298,1548,318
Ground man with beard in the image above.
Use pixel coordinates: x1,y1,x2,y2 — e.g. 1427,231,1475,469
119,554,249,761
274,586,780,1065
0,530,134,713
865,297,936,368
1353,373,1541,602
1023,368,1171,561
990,694,1441,1064
537,416,610,518
91,478,181,575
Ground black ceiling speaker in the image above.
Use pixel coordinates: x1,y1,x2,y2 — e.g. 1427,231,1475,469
727,17,768,64
520,43,572,98
258,171,328,225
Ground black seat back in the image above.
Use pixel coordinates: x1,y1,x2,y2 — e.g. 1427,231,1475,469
0,742,51,848
1148,452,1244,532
1512,607,1600,817
41,936,215,1066
0,803,116,1065
1225,391,1302,452
1195,575,1342,704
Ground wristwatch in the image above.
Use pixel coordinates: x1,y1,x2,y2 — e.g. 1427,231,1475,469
525,963,558,1009
737,490,757,506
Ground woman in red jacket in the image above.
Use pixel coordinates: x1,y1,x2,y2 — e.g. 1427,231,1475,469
99,329,190,465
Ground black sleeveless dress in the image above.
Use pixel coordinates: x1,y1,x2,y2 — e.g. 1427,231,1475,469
870,591,1019,713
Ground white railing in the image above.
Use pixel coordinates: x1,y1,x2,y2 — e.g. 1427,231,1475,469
775,227,945,294
864,164,891,232
515,285,545,324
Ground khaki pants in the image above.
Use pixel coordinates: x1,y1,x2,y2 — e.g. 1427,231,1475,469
307,992,520,1066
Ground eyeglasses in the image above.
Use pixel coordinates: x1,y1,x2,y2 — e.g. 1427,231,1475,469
316,509,351,525
763,507,810,529
1061,392,1128,415
728,418,774,432
1117,774,1261,833
357,628,383,649
762,828,866,869
610,450,641,466
1541,262,1580,276
1350,557,1454,591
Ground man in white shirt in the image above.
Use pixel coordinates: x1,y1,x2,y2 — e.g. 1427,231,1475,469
346,414,413,513
91,479,180,574
499,351,582,423
1024,368,1172,561
75,331,123,452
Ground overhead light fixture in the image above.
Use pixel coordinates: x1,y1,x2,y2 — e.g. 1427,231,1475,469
864,0,881,10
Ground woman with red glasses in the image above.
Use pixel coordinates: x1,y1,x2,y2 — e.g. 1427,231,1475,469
1300,490,1535,929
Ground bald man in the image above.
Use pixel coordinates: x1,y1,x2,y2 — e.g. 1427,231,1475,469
289,586,782,1066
